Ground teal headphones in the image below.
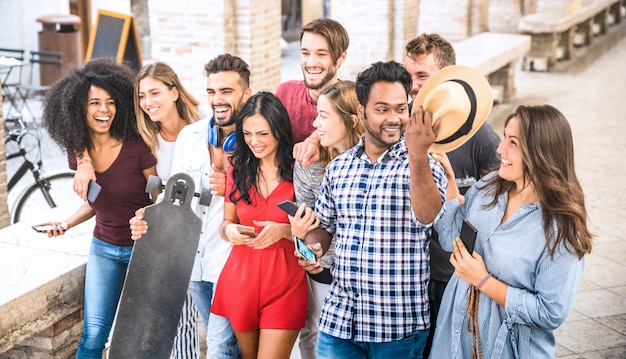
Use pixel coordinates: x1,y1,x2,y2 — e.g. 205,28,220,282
209,116,236,152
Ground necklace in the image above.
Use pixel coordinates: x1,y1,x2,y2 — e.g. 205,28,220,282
257,170,280,199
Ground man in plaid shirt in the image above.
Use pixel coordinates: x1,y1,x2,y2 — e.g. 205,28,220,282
304,60,447,358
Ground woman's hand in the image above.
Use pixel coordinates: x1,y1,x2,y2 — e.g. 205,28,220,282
246,220,290,250
288,204,319,238
432,152,464,204
35,221,68,237
449,238,489,286
296,242,324,274
129,208,147,240
222,222,257,246
73,164,96,200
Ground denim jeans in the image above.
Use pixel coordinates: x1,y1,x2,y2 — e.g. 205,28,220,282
76,237,132,359
316,329,428,359
188,280,241,359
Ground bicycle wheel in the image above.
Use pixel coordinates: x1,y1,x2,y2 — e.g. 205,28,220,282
11,170,83,224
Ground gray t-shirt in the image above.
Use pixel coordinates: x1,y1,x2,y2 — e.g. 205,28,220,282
293,160,336,281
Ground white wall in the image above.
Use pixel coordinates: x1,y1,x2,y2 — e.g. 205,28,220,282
0,0,68,55
89,0,131,25
0,0,131,56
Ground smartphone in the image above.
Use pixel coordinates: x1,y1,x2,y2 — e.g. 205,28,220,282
460,219,478,254
295,237,316,261
32,224,66,233
87,180,102,203
237,225,257,238
277,200,305,218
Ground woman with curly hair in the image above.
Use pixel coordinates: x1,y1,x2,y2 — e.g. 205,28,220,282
430,104,594,359
38,58,157,359
72,61,203,358
211,92,307,359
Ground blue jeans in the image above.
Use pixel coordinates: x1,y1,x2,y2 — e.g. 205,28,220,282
76,237,132,359
188,280,241,359
316,330,428,359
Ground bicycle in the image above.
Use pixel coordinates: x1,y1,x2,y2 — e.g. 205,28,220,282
5,115,80,224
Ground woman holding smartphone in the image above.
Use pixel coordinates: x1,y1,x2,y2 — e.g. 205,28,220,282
212,92,307,359
38,58,157,359
286,80,364,359
430,105,593,358
73,61,203,358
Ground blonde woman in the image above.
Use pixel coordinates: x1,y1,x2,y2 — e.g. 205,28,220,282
288,81,364,359
74,61,202,358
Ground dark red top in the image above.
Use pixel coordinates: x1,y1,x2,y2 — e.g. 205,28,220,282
69,140,156,246
275,80,318,143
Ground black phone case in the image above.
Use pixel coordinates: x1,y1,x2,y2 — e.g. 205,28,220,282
460,219,477,254
277,200,301,217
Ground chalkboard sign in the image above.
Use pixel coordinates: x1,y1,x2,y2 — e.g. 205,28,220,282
85,9,143,73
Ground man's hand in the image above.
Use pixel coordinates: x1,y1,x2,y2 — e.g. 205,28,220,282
209,163,227,197
293,140,320,169
405,105,439,156
296,242,324,274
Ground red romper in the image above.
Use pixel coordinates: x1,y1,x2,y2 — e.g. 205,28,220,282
210,169,308,331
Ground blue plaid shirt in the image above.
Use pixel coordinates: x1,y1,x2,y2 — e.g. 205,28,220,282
315,135,447,342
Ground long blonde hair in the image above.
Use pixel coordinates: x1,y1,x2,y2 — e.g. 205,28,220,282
134,62,200,156
318,81,364,164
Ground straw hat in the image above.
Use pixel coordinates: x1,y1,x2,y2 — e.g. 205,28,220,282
412,65,493,153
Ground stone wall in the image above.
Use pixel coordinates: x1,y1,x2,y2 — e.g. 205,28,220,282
0,217,93,358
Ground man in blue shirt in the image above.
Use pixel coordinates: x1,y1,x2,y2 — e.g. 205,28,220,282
304,60,447,358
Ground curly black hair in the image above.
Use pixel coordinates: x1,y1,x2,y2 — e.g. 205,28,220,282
228,92,294,205
42,58,139,154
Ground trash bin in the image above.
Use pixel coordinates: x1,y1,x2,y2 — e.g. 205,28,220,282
36,14,83,85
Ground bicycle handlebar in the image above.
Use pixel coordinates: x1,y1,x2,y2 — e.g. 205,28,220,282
4,116,27,144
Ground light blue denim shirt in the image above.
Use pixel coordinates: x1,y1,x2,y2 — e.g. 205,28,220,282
430,172,585,359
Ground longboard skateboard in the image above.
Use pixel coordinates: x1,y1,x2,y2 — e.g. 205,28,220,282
109,173,208,358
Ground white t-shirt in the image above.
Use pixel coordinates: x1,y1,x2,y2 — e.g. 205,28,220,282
156,133,176,181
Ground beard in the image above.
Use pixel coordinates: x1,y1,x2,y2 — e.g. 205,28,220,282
303,65,338,90
214,112,237,127
363,111,404,148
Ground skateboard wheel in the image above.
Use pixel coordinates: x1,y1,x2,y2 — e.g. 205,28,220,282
199,188,212,206
145,175,162,194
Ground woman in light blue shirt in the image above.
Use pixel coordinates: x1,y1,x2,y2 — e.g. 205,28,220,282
430,105,594,359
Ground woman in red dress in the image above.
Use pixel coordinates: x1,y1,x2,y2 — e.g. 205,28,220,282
211,92,307,359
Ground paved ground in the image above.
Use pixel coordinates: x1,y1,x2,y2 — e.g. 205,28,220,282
3,19,625,359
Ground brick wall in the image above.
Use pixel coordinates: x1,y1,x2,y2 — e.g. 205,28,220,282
146,0,282,105
0,87,8,229
331,0,420,80
420,0,494,40
419,0,473,41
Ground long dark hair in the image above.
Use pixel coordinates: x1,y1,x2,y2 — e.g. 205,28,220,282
228,92,293,204
482,105,593,259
